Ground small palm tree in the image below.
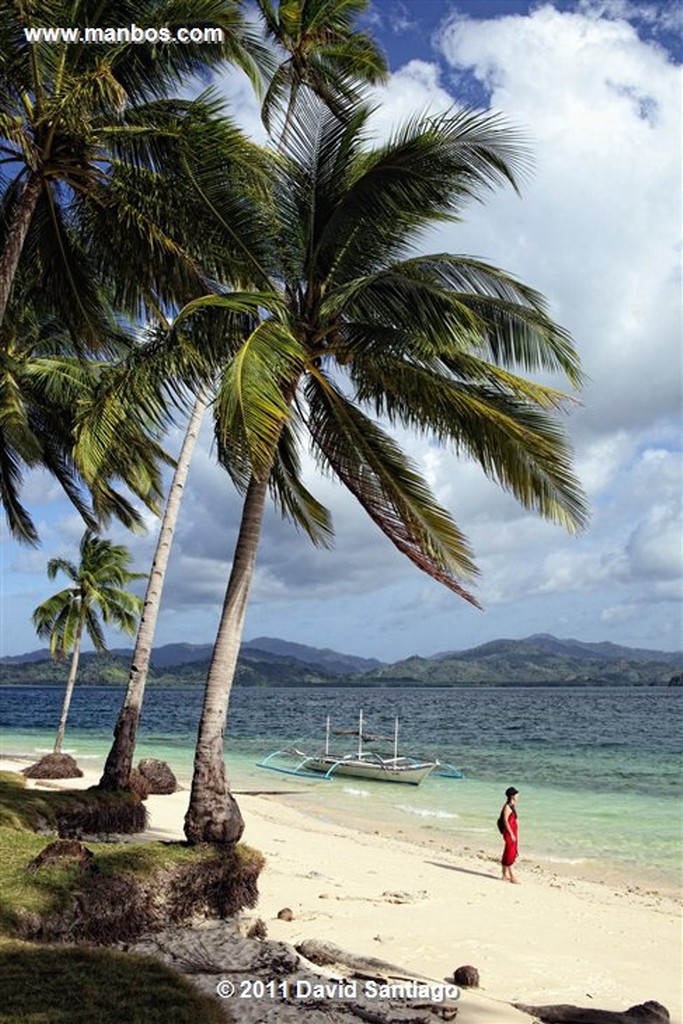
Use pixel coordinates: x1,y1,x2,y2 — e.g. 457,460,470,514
32,532,146,756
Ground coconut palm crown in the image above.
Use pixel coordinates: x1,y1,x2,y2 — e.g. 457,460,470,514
257,0,387,131
0,0,269,327
0,0,272,541
182,99,589,844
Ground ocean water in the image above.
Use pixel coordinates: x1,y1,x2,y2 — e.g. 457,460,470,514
1,685,681,892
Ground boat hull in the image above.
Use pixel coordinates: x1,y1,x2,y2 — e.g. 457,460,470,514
303,756,436,785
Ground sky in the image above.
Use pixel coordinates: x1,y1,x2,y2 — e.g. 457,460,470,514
0,0,681,661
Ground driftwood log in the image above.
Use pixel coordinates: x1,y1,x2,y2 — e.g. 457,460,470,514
295,939,459,1021
514,1000,670,1024
296,938,435,982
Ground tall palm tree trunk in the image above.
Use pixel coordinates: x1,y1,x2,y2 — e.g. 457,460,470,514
184,472,270,845
0,174,42,327
54,621,83,755
100,388,210,790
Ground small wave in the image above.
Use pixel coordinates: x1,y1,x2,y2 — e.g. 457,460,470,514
33,748,99,759
543,855,589,865
394,804,459,819
342,787,371,798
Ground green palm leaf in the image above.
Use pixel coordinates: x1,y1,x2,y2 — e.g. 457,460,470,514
214,318,307,483
305,370,480,604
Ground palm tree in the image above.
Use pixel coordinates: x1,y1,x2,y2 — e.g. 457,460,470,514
257,0,387,133
0,0,266,327
0,280,178,545
32,531,146,756
0,1,272,544
99,0,387,792
182,99,589,845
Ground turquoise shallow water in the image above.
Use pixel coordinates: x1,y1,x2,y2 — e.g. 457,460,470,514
2,685,682,892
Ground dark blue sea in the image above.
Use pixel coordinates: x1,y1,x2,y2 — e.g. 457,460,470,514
2,685,681,889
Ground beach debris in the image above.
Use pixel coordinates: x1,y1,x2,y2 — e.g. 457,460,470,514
246,918,268,939
277,907,294,921
381,890,427,904
129,922,460,1022
514,999,670,1023
137,758,179,794
318,890,427,904
452,965,479,988
22,753,83,779
27,839,95,875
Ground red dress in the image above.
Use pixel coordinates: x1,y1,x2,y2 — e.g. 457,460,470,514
501,807,518,866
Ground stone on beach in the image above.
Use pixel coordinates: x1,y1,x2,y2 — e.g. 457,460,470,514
513,1001,670,1024
22,753,83,779
453,966,480,988
128,768,152,799
129,921,462,1023
137,758,179,794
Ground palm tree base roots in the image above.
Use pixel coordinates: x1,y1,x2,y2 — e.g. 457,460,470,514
184,789,245,846
16,843,263,945
22,753,83,779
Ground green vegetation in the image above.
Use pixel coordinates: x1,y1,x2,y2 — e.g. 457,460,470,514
0,771,145,835
2,634,679,688
0,773,262,945
32,532,145,755
0,650,335,686
0,938,231,1024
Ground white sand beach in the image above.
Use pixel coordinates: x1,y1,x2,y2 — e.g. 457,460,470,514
3,756,681,1024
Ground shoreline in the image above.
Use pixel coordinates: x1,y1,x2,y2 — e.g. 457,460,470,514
1,755,681,1023
3,743,678,898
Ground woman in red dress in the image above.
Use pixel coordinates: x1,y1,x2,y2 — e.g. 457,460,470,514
499,786,520,883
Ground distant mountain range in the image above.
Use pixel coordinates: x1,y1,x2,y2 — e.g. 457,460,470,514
0,634,680,687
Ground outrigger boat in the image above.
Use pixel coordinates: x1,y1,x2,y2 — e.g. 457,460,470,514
257,711,465,786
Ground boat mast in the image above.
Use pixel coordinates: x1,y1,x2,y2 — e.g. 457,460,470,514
394,716,399,761
358,709,363,759
325,715,330,755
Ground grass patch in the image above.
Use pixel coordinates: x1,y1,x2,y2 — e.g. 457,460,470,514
0,828,83,936
0,772,146,837
0,773,264,943
1,825,264,943
0,937,231,1023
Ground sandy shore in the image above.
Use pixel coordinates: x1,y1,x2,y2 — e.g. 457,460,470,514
3,756,681,1024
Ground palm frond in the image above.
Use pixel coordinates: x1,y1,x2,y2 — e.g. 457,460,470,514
214,318,307,484
84,606,107,652
349,354,588,534
269,416,334,546
305,370,480,604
